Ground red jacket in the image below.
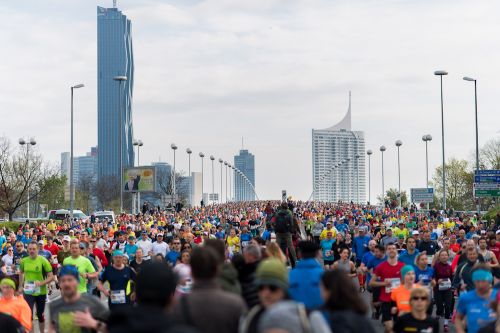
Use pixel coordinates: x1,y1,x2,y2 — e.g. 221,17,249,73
93,247,108,267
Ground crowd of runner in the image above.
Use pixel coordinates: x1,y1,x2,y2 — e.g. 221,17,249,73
0,200,500,333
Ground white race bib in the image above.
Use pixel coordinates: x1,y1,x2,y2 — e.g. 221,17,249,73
385,278,401,293
439,279,451,291
110,290,126,304
325,250,332,257
24,281,40,295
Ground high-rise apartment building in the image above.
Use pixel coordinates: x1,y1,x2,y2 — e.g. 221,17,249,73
312,93,366,203
97,5,134,181
234,149,255,201
61,147,98,185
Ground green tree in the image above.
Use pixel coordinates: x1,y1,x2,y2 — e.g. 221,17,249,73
432,158,473,210
377,188,408,208
36,175,67,211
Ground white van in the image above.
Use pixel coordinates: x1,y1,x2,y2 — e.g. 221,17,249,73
48,209,88,221
93,211,116,224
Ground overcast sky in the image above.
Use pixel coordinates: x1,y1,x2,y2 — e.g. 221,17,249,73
1,0,499,201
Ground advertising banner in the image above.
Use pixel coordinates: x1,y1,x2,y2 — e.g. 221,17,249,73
123,167,156,192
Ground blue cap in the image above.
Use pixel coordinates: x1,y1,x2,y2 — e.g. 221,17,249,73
113,250,125,257
59,265,80,281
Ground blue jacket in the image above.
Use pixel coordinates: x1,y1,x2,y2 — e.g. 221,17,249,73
288,258,323,310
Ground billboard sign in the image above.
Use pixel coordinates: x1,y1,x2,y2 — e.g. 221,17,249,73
123,167,156,192
410,188,434,203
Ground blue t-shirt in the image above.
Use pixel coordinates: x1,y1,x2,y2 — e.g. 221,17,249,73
124,244,138,260
414,266,434,286
335,222,349,235
240,233,252,248
367,255,386,271
320,239,335,261
361,251,375,282
457,289,497,333
398,249,420,267
166,250,180,266
352,235,371,259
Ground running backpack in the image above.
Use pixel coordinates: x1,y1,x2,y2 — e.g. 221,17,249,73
274,211,291,233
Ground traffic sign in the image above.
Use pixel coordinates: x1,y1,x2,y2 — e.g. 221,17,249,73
475,170,500,175
474,169,500,198
411,188,434,203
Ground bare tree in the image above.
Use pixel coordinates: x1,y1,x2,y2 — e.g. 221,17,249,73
0,137,57,220
157,169,188,205
76,173,95,213
93,176,120,211
480,138,500,170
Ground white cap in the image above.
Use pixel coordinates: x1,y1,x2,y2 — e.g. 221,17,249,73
412,230,420,235
496,230,500,235
63,235,71,242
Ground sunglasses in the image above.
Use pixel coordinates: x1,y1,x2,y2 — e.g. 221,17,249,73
8,249,13,252
173,242,181,245
258,285,280,292
411,296,428,301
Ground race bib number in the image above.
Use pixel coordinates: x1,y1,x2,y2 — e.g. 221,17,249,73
24,281,40,295
427,255,434,264
6,265,14,275
52,256,59,265
228,246,235,254
385,278,401,293
110,290,126,304
324,250,332,257
241,241,249,248
439,279,451,291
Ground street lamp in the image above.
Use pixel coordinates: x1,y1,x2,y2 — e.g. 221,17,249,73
171,143,178,207
70,83,84,220
228,163,233,201
355,154,360,203
380,145,386,206
434,70,448,210
210,155,215,205
113,75,127,213
133,140,143,166
395,140,403,209
19,137,36,219
186,148,192,206
422,135,432,188
345,157,351,202
464,76,480,214
133,139,143,213
199,152,205,206
367,150,373,205
224,161,228,203
219,158,223,203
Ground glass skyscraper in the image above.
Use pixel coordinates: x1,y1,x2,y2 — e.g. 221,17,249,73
234,149,255,201
312,93,366,203
97,5,134,181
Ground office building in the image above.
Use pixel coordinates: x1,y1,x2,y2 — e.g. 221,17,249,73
191,172,202,207
61,147,98,185
97,5,134,181
234,149,255,201
312,93,366,203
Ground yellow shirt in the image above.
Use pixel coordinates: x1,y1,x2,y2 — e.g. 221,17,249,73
47,222,57,231
320,227,337,240
226,236,240,253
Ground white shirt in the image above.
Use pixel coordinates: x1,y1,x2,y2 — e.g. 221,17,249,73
137,238,153,259
151,241,169,257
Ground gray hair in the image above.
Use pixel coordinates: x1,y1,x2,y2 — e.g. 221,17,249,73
243,244,262,260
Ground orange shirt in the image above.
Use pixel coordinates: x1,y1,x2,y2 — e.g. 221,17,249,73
0,296,32,331
391,284,417,313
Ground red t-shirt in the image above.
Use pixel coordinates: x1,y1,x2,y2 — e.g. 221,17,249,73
44,243,59,255
492,243,500,262
373,260,405,303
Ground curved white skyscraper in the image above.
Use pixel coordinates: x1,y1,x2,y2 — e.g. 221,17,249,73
312,93,366,203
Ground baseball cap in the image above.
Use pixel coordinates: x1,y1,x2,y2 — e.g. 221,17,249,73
128,235,135,240
113,250,125,257
38,240,44,245
412,230,420,235
157,233,164,237
63,235,71,242
496,230,500,235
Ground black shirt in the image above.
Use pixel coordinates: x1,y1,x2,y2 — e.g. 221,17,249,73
0,312,23,333
130,259,148,275
394,313,439,333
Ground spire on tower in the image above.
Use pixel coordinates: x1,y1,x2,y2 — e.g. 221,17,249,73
113,0,117,8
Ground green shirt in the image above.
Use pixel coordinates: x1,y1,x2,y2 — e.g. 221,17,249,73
20,255,52,296
63,256,96,293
